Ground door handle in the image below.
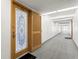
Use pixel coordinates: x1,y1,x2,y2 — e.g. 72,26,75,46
12,32,15,38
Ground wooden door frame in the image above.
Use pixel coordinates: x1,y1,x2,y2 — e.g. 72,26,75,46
11,0,16,59
11,0,32,59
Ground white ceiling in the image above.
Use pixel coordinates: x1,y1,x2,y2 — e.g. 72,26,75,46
17,0,78,14
48,9,76,18
54,19,71,24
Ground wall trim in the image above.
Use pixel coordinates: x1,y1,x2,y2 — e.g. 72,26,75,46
16,51,29,59
72,39,78,48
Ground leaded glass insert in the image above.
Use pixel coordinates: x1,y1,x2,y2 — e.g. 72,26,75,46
16,8,28,52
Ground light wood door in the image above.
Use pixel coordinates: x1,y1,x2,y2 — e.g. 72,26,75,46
32,12,41,51
11,4,29,59
11,1,41,59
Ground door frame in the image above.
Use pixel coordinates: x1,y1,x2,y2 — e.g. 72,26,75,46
11,0,31,59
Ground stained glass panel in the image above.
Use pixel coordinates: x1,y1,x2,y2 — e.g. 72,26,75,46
16,8,28,52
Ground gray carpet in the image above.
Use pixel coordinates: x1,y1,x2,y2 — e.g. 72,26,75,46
32,33,78,59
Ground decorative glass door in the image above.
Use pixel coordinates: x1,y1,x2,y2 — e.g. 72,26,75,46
16,8,28,53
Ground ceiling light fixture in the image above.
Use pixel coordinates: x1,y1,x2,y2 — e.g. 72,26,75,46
42,6,78,15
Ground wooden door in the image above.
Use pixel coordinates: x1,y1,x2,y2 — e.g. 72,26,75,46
11,1,41,59
11,4,29,59
32,12,41,51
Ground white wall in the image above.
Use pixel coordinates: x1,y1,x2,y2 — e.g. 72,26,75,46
41,15,61,43
73,9,78,46
1,0,11,59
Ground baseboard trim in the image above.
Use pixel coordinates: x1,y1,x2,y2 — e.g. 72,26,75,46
42,32,61,45
72,40,78,48
30,45,41,52
16,51,29,59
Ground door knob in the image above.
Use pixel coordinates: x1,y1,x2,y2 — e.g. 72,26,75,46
12,32,15,38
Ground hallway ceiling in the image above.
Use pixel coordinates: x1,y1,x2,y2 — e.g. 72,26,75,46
54,19,71,24
48,9,76,18
17,0,78,14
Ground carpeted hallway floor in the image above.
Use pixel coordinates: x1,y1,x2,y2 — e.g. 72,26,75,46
32,33,78,59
